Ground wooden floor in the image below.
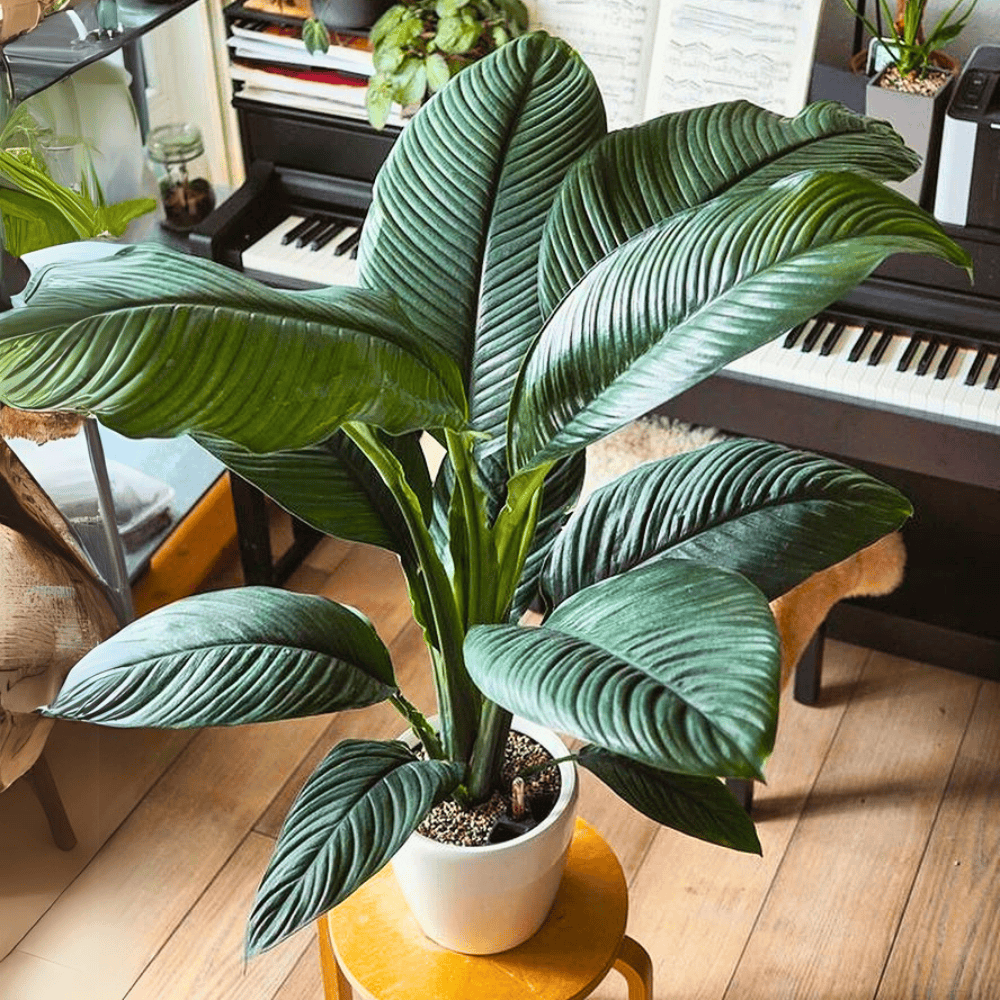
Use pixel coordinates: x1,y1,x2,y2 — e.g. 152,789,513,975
2,527,998,1000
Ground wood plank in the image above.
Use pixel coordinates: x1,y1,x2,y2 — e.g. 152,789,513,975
723,652,981,1000
0,950,116,1000
124,833,311,1000
272,940,327,1000
315,542,413,647
875,679,1000,1000
615,640,871,1000
0,722,192,959
14,715,330,999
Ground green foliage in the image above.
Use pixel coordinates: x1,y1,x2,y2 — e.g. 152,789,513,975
0,105,155,256
364,0,528,128
842,0,977,79
0,33,972,956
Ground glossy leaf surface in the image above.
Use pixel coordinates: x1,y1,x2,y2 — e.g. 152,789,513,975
247,739,464,954
541,438,911,608
511,171,971,470
539,101,921,312
0,245,466,451
577,745,761,853
45,588,395,727
198,429,431,559
359,31,605,475
466,559,780,778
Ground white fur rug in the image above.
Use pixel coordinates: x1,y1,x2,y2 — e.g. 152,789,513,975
582,416,726,498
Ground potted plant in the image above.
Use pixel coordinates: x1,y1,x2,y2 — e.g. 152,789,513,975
842,0,977,206
0,32,970,959
363,0,527,127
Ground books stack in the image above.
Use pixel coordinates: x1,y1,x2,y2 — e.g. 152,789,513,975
227,15,408,127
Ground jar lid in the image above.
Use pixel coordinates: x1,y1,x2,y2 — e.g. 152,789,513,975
147,123,205,163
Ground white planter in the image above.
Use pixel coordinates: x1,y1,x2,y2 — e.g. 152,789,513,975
391,716,578,955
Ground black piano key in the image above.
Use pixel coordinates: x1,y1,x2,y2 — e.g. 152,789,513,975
916,337,941,376
350,246,359,259
847,324,875,362
310,221,347,251
819,321,845,356
295,216,330,248
868,329,894,366
282,215,321,246
897,335,922,372
986,354,1000,391
334,228,362,256
966,347,989,386
935,341,959,380
800,320,826,353
782,321,809,349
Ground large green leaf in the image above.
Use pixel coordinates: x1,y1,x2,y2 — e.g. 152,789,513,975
577,745,761,854
538,101,920,313
465,559,780,779
359,31,605,478
0,245,466,451
247,739,464,955
510,170,971,471
44,588,396,727
540,438,911,609
197,429,431,559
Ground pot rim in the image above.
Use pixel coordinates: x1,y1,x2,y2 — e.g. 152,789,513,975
400,715,577,857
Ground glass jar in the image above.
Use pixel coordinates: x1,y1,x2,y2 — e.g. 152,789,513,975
145,123,215,232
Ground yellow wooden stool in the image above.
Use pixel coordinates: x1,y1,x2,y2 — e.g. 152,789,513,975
317,818,653,999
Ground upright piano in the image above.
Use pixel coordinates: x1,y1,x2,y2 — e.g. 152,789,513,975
190,96,1000,681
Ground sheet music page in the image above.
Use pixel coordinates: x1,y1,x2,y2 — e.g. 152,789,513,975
528,0,662,130
642,0,824,120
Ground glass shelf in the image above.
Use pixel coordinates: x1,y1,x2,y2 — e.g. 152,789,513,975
4,0,201,103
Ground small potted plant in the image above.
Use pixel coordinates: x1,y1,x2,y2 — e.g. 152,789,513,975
0,33,971,961
842,0,977,205
363,0,527,127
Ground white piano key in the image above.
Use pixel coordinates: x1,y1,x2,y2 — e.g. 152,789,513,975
921,344,963,416
940,348,981,423
823,324,873,396
866,334,909,408
241,215,360,288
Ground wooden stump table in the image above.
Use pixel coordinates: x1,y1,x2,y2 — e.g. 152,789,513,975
317,818,653,1000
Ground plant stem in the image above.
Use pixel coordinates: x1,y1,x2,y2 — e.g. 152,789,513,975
343,423,478,762
389,693,445,759
517,754,577,779
466,700,512,802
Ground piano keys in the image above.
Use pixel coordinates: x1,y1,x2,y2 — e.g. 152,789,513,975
724,314,1000,434
240,211,361,287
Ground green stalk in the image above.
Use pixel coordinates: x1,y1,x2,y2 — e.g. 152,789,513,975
467,700,513,803
390,693,446,759
343,423,478,762
444,429,495,626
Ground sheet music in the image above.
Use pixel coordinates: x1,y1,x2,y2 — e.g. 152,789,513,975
528,0,662,129
643,0,824,119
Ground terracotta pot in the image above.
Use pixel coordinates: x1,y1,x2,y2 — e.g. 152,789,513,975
391,716,578,955
865,65,955,208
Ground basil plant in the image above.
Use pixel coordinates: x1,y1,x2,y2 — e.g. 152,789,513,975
0,33,969,957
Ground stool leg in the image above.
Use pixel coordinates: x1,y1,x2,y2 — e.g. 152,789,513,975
725,776,754,813
26,752,77,851
613,936,653,1000
793,620,827,706
316,914,353,998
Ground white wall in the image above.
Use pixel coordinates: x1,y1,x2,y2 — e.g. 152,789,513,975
815,0,999,69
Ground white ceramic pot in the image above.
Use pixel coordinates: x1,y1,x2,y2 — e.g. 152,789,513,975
391,716,578,955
